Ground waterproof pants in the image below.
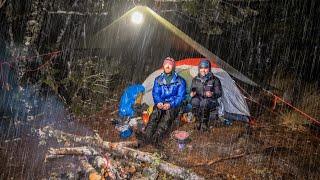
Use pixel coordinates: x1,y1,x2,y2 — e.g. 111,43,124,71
191,96,218,128
144,107,179,145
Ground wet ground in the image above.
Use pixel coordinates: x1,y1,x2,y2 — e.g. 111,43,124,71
79,102,320,179
1,99,319,179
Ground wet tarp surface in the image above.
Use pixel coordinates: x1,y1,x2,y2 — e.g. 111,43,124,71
84,6,258,87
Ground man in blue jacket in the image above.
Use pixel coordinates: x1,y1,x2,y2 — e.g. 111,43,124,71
142,57,186,147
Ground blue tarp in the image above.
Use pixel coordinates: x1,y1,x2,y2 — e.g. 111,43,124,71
119,84,145,118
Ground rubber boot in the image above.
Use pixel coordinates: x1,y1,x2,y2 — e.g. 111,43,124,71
200,117,209,131
200,108,210,131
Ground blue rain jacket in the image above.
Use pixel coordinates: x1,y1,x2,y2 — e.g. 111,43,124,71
119,84,145,118
152,72,186,108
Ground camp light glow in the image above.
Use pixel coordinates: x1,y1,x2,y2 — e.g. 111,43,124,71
131,11,144,24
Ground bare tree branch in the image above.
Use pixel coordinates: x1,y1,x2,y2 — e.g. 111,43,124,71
155,0,193,2
48,10,108,16
55,0,80,46
0,0,6,9
5,0,14,52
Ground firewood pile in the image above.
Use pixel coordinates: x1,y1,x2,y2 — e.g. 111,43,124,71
41,126,204,180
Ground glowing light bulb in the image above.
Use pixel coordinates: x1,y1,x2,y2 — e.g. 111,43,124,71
131,11,144,24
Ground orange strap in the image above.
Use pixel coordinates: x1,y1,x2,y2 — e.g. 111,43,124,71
264,90,320,126
236,83,320,126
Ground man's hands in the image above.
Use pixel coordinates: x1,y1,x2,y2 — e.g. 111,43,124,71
163,103,171,110
157,102,164,109
157,102,170,110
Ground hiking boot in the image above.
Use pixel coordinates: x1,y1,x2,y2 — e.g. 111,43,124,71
195,119,209,132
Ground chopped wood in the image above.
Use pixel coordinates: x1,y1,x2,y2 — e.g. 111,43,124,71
80,158,103,180
41,126,138,149
44,154,65,162
97,142,204,179
42,126,204,180
42,126,138,148
48,146,99,156
93,155,139,179
44,146,99,162
93,155,118,179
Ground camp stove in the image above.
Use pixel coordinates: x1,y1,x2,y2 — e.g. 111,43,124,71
172,131,190,150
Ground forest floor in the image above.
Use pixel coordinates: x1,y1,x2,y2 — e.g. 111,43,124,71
78,101,320,179
1,100,319,179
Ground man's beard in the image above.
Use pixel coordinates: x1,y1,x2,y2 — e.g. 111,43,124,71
164,68,172,74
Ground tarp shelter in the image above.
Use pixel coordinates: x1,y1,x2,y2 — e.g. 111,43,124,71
84,6,259,119
85,6,258,87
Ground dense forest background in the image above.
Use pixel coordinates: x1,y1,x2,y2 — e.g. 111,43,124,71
0,0,319,116
0,1,319,179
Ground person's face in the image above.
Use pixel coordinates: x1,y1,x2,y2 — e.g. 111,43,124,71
163,63,173,74
199,67,210,76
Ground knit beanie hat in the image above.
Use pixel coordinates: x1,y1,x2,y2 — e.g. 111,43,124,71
163,57,176,68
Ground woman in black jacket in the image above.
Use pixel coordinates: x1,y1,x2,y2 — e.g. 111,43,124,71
190,59,222,131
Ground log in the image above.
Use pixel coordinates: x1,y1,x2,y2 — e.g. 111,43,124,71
44,147,121,179
42,126,138,148
48,146,99,156
45,154,65,161
107,146,204,179
42,126,204,180
45,146,99,162
80,158,103,180
93,155,118,179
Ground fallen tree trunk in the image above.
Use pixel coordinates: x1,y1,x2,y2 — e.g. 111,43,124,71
93,155,119,179
47,146,99,156
42,126,138,148
42,126,204,180
80,158,103,180
45,146,99,161
109,146,204,179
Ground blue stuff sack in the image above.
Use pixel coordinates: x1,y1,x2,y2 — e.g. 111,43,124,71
118,84,145,118
119,125,133,139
